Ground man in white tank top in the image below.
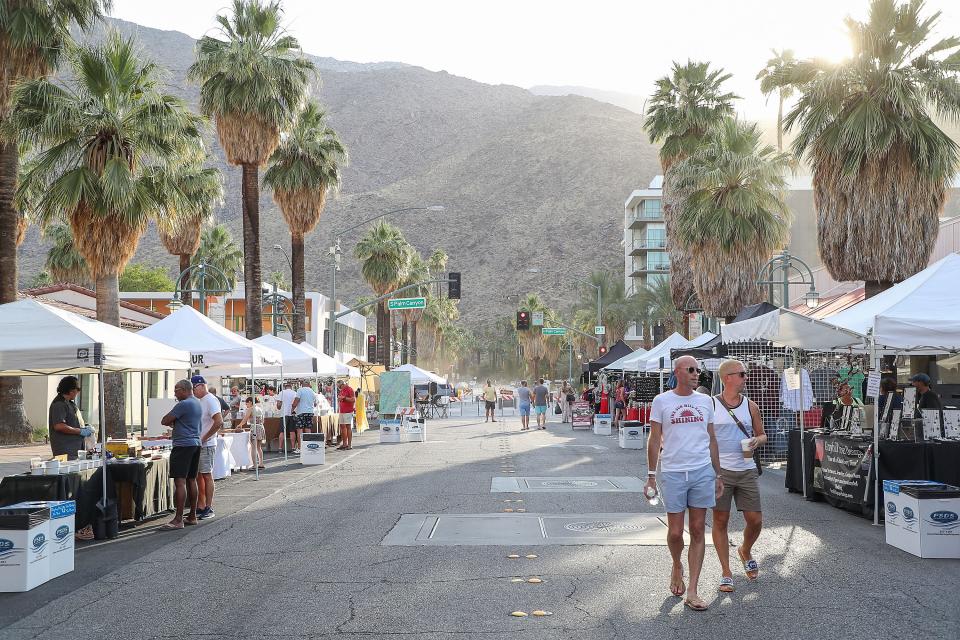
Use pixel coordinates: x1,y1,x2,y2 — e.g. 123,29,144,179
712,358,767,592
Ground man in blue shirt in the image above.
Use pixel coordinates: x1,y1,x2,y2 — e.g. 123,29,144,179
291,380,316,454
160,379,202,529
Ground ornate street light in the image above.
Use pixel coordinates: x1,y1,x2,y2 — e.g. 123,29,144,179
756,249,820,310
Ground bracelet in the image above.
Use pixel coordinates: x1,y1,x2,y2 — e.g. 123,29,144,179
647,472,656,477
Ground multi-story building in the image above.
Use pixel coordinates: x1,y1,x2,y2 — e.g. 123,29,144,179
623,175,667,297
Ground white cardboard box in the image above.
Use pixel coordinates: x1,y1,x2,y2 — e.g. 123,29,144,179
404,417,426,442
618,426,644,449
6,502,75,579
379,420,403,443
883,480,960,558
0,507,51,592
300,434,325,465
593,414,612,436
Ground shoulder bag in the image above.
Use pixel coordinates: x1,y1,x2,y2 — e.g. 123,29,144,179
715,396,763,476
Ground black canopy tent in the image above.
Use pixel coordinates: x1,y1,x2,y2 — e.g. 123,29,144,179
580,339,635,380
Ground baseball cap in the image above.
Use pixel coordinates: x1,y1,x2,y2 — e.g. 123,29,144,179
909,373,931,384
190,375,208,386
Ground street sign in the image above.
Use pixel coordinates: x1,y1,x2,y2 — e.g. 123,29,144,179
387,297,427,311
542,327,566,336
594,325,606,335
532,311,544,326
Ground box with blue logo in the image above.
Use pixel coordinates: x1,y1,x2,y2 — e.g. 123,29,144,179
618,424,645,449
593,414,612,436
379,419,402,443
0,505,51,592
300,433,326,465
5,501,75,579
404,416,426,442
883,480,960,558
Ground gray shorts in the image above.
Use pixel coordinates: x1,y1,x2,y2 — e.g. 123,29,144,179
716,468,761,512
198,445,216,474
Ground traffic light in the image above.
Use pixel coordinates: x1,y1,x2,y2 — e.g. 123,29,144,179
517,310,530,330
598,344,608,356
367,334,377,362
448,272,461,299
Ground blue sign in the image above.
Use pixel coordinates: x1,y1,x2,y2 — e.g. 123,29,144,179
55,525,70,540
31,533,47,553
306,443,321,450
0,539,13,552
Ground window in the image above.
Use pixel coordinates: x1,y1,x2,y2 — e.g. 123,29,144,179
647,251,669,271
646,224,666,248
642,199,662,219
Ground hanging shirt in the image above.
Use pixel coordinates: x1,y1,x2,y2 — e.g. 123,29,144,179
780,368,815,411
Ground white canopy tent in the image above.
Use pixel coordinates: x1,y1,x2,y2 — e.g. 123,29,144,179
391,363,447,385
0,299,192,514
827,253,960,354
296,342,359,377
605,332,718,373
218,335,316,378
721,307,868,351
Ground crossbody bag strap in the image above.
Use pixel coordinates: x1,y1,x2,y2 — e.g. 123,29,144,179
715,395,752,438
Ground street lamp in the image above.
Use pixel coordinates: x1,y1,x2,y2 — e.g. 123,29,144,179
327,205,445,358
756,249,820,309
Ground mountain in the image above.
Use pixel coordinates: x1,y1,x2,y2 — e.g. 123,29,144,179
529,85,648,116
16,18,662,327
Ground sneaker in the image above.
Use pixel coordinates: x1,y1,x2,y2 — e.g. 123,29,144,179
198,508,215,520
293,448,301,454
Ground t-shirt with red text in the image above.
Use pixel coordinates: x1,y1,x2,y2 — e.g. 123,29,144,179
650,390,714,472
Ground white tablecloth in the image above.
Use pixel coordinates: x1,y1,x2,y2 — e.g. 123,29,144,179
213,432,252,479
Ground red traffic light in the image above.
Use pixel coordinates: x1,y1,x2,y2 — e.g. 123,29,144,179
520,312,527,318
599,346,608,356
368,335,376,343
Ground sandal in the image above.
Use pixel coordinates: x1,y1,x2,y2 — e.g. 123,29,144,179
184,518,198,526
670,564,686,597
718,577,735,593
160,522,184,530
683,597,709,611
738,546,759,580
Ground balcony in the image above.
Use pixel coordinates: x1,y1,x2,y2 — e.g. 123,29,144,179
629,261,671,277
629,239,667,255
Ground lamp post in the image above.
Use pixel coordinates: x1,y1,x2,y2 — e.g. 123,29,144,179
327,205,444,359
756,249,820,310
172,261,232,316
270,244,296,337
585,281,602,354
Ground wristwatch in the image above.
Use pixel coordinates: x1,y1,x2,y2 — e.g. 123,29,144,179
647,472,657,477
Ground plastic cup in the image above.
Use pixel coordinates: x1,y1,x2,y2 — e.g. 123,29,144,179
741,438,753,459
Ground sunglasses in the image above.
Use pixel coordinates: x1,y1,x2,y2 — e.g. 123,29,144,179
685,367,702,374
725,371,748,378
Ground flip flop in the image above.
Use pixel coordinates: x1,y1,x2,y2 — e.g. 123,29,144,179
670,564,686,597
738,546,759,580
684,597,709,611
718,577,735,593
184,518,198,526
160,522,184,530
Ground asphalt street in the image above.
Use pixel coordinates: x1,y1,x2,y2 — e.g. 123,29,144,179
2,411,959,639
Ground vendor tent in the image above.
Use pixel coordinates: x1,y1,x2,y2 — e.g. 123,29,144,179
392,363,447,385
296,342,359,377
219,334,317,377
721,307,867,351
671,303,779,360
0,298,191,375
607,332,717,372
138,306,282,370
826,253,960,353
584,340,635,374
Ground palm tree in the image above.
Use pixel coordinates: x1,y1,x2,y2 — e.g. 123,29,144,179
643,60,738,324
395,246,429,364
0,0,109,443
756,49,797,152
158,159,222,306
781,0,960,297
192,224,244,289
263,101,346,343
516,293,552,377
671,118,793,320
44,224,89,286
638,277,684,344
9,33,205,436
189,0,314,339
354,220,408,364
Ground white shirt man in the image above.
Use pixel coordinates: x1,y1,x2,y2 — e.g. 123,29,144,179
192,375,223,520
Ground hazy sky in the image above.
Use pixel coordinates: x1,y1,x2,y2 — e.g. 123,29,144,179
112,0,960,121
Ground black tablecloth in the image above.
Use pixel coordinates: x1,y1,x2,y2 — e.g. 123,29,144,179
0,458,172,528
785,429,817,497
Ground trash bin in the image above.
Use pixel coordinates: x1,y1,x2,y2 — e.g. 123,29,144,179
618,424,644,449
594,414,613,436
883,480,960,558
5,501,75,579
300,433,325,465
0,505,51,592
379,419,402,443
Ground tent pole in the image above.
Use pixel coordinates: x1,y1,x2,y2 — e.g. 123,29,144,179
252,357,259,480
872,332,880,526
796,348,807,499
282,364,288,463
98,363,108,521
140,371,146,437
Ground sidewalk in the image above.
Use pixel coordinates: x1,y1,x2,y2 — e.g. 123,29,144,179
0,442,51,480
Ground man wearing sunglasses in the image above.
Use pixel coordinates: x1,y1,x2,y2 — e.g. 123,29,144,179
646,355,723,612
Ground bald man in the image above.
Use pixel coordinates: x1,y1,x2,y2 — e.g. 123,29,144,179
645,355,723,612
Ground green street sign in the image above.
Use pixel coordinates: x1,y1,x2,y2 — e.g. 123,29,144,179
387,297,427,311
542,327,567,336
594,325,606,335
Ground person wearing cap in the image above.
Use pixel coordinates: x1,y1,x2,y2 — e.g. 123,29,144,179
291,379,316,454
911,373,943,436
49,376,92,459
192,375,223,520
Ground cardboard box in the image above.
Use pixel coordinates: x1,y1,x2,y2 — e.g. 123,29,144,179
300,433,325,465
5,502,75,579
593,414,612,436
618,425,644,449
379,420,402,444
883,480,960,558
0,507,51,592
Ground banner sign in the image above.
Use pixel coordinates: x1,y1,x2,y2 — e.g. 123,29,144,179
571,401,593,428
815,435,872,506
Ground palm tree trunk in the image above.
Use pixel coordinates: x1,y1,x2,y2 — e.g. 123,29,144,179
777,93,784,152
401,320,408,364
96,273,126,438
291,231,306,343
411,320,419,365
864,280,894,299
0,141,30,444
376,301,389,365
179,253,193,307
241,163,263,338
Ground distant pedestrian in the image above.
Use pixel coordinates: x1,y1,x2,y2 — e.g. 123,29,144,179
337,380,356,450
160,379,202,529
237,397,266,470
229,385,242,421
192,375,223,520
291,379,316,453
515,380,533,430
278,381,298,451
645,355,722,611
614,380,626,428
711,359,765,592
532,378,550,430
561,381,575,423
483,380,498,423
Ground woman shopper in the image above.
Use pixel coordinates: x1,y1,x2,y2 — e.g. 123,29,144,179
237,397,266,470
711,359,766,592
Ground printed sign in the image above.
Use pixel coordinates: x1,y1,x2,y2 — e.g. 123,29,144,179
542,327,566,336
594,326,606,335
815,435,872,506
532,311,544,326
387,297,427,311
866,370,881,399
571,401,593,428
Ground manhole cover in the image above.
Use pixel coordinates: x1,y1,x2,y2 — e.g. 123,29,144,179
540,480,599,488
563,521,646,533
